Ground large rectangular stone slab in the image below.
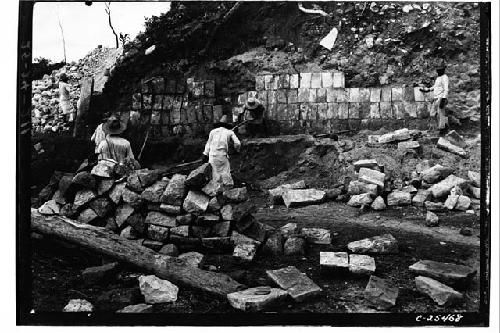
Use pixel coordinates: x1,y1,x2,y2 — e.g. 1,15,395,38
266,266,322,302
227,287,289,312
437,137,467,157
348,254,376,275
409,260,477,288
415,276,463,306
320,252,349,272
364,275,399,310
429,175,468,198
387,190,412,206
358,167,385,188
299,73,312,88
282,189,326,208
332,72,345,88
347,234,398,254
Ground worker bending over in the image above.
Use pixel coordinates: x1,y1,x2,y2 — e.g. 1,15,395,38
202,115,241,188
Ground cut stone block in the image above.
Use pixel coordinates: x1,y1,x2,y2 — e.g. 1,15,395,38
425,201,447,212
364,275,399,310
455,195,471,211
73,189,97,209
348,254,376,275
310,73,322,88
420,164,454,184
141,180,169,202
299,73,312,88
283,236,306,256
398,141,420,150
161,174,186,206
370,88,381,102
349,88,360,102
320,252,349,271
109,182,126,204
358,167,385,188
230,230,261,246
429,175,468,199
63,299,94,312
468,171,480,187
445,130,467,148
142,239,164,251
138,275,178,304
268,180,307,204
227,287,289,312
371,196,386,210
289,74,299,89
444,193,459,210
378,128,410,143
301,227,331,245
347,193,373,207
262,233,284,256
233,242,258,261
347,180,378,196
282,189,326,208
415,276,463,306
437,137,467,157
266,266,322,302
223,187,248,203
387,190,412,206
347,234,398,254
409,260,477,288
280,223,300,238
183,191,210,213
146,224,170,242
159,204,181,215
115,204,135,227
353,159,378,171
170,225,190,237
213,221,231,237
391,87,403,101
381,87,392,102
145,211,177,228
185,163,212,189
178,251,204,268
425,211,439,227
332,72,344,88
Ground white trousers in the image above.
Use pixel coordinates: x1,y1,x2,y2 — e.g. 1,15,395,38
209,154,234,188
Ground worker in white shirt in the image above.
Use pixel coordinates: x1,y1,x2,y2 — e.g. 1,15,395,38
202,115,241,188
420,64,449,133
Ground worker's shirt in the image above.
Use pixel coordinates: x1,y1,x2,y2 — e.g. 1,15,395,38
91,123,106,152
432,74,449,99
59,82,71,102
203,127,241,157
97,136,135,164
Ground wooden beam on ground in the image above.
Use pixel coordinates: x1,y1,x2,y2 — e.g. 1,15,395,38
30,209,244,298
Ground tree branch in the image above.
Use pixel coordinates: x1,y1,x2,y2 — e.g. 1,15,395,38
105,2,119,48
298,2,331,17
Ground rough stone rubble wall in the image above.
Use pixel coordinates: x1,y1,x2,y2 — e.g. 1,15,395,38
130,77,224,138
236,72,435,133
128,72,435,138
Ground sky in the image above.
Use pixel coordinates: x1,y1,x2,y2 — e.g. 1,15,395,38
33,1,171,63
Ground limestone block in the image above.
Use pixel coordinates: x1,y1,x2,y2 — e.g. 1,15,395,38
381,87,392,101
132,93,142,110
316,88,327,103
326,103,336,119
338,103,349,119
369,103,381,118
289,74,299,88
349,88,360,102
317,103,328,120
297,88,309,103
255,75,266,91
359,88,371,102
264,75,275,90
370,88,381,102
321,72,333,88
403,87,415,101
276,89,287,104
348,103,360,119
151,77,165,94
299,73,312,88
391,87,403,101
392,102,404,119
310,73,322,88
287,89,298,104
403,102,417,118
333,72,345,88
414,87,426,102
204,81,215,97
142,94,153,110
277,74,290,89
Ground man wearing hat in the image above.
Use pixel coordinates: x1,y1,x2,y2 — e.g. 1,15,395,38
420,63,449,133
239,97,267,137
202,115,241,187
96,115,135,164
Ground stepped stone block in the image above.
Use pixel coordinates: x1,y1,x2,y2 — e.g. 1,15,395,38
380,102,392,119
369,103,381,118
359,88,371,102
333,72,345,88
391,87,403,101
381,87,392,102
311,73,322,88
349,88,360,102
392,102,404,119
299,73,312,88
338,103,349,119
321,72,333,88
403,102,417,118
370,88,381,102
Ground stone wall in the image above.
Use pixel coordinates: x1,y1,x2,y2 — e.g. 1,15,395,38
130,77,225,138
128,72,435,138
235,72,435,133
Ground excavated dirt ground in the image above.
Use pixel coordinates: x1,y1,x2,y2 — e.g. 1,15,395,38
30,129,483,314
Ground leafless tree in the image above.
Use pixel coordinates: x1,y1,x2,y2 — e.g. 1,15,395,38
104,2,119,48
56,5,67,63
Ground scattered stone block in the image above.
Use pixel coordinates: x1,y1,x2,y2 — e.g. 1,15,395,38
213,221,231,237
460,227,473,236
185,163,212,189
89,197,112,217
223,187,248,203
116,304,153,313
201,237,233,253
91,160,115,178
268,181,307,204
409,260,477,288
243,221,271,243
233,243,259,261
145,211,177,228
262,233,284,256
445,130,467,148
455,195,471,211
138,275,179,304
415,276,463,306
207,197,222,212
437,137,467,157
347,193,373,207
183,191,210,213
444,193,459,210
425,211,439,227
468,171,480,187
178,252,204,268
353,159,378,171
159,203,181,215
283,236,306,256
73,189,97,209
347,234,398,254
398,141,420,150
227,286,288,312
371,196,386,210
122,187,142,207
282,189,326,208
63,299,94,312
170,226,190,237
349,254,376,275
77,208,99,224
387,190,412,206
115,204,135,227
120,226,140,240
280,223,300,238
81,262,119,284
420,164,454,184
266,266,322,302
364,276,399,310
38,199,60,215
378,128,410,143
412,189,431,206
221,204,234,221
320,252,349,272
141,180,169,203
469,186,480,199
231,231,261,246
97,179,115,196
161,174,187,206
429,175,467,198
72,171,96,189
109,182,126,204
146,224,170,242
301,228,331,245
358,167,385,188
347,180,378,196
425,201,447,212
202,179,223,197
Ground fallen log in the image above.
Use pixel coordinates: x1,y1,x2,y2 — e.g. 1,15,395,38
31,208,244,298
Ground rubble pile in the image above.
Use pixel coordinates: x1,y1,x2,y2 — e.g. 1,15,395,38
31,47,122,134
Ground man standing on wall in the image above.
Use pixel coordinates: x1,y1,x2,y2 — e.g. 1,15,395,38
58,73,76,124
420,63,449,134
202,115,241,188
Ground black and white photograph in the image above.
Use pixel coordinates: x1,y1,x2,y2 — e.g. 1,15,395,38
13,0,497,327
